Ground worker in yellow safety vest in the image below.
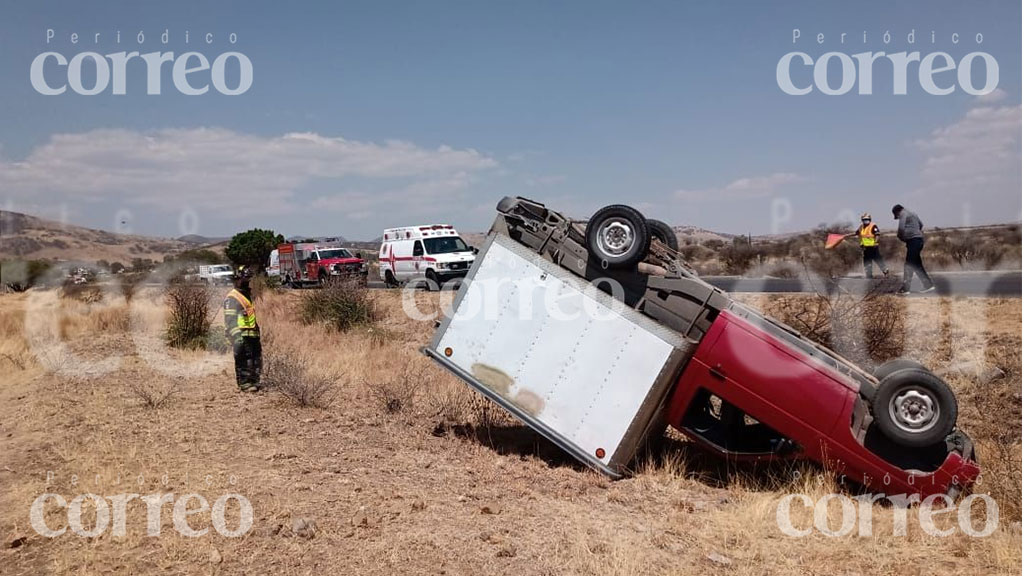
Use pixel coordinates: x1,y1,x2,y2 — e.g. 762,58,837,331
856,213,889,279
224,266,262,391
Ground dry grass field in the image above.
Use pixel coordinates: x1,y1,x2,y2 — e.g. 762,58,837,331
0,285,1020,575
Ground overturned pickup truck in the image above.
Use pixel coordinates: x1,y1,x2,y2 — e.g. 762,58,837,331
424,197,979,498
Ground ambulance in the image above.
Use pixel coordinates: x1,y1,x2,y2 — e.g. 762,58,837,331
378,225,476,288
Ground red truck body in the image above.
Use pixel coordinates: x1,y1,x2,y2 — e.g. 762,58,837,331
278,242,366,286
666,309,980,497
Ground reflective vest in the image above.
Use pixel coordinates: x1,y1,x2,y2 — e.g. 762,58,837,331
226,289,258,333
858,224,878,247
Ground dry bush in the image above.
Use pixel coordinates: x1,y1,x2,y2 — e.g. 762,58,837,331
367,363,418,414
262,348,335,408
61,281,103,303
127,378,179,408
957,334,1022,520
300,278,380,332
119,272,146,303
765,288,905,365
165,284,212,350
426,380,475,432
716,239,764,275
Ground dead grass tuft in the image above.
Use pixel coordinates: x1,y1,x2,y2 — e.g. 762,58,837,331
367,363,418,414
262,348,336,408
126,378,179,408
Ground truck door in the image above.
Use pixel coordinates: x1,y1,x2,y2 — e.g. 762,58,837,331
690,311,851,448
306,251,319,280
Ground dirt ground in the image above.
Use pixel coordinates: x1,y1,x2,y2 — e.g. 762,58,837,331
0,287,1020,575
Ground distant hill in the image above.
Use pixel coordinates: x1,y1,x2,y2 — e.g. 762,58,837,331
673,225,734,245
0,211,192,263
178,234,230,245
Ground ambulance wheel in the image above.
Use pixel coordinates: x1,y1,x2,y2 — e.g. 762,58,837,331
384,270,399,288
646,219,679,252
585,204,651,269
872,368,957,448
425,269,440,291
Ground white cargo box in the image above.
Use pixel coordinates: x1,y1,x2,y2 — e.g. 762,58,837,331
425,232,693,476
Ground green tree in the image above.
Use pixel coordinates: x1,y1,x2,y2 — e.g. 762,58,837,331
225,229,283,270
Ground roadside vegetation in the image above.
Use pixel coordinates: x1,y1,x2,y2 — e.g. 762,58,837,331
680,223,1022,277
299,277,380,332
0,284,1018,574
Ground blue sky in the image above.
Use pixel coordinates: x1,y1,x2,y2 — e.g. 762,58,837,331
0,0,1020,239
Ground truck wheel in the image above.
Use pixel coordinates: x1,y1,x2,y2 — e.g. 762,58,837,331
585,204,651,268
872,358,926,381
646,219,679,251
318,271,328,286
384,270,399,288
871,368,957,448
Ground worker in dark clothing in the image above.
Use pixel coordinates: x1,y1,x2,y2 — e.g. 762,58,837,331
224,266,262,391
856,212,888,279
892,204,934,295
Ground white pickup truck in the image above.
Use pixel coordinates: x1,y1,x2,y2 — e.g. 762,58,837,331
198,264,234,285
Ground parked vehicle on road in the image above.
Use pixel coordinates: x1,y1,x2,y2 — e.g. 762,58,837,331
266,249,280,278
198,264,234,285
378,225,476,288
423,197,978,498
278,241,367,287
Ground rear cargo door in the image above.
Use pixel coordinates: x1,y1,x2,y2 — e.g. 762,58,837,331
427,233,687,475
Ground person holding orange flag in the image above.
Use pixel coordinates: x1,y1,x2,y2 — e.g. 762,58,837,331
855,212,889,279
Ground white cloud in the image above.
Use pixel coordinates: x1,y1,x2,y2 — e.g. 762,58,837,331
673,172,805,202
973,87,1008,106
913,101,1021,213
0,128,498,218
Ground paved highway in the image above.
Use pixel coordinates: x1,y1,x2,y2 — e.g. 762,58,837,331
367,271,1021,297
705,271,1021,297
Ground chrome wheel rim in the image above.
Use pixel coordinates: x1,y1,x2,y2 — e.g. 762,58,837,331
595,218,635,258
888,387,939,433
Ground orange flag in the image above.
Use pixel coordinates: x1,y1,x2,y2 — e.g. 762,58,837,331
824,233,846,249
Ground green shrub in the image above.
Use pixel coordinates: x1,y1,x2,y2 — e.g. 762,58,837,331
300,278,379,332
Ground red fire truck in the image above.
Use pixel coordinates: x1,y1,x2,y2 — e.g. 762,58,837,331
277,240,367,287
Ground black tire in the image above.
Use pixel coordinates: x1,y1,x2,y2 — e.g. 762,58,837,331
425,269,440,292
318,270,328,286
873,358,926,381
585,204,651,268
646,219,679,251
384,270,399,288
871,368,957,448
